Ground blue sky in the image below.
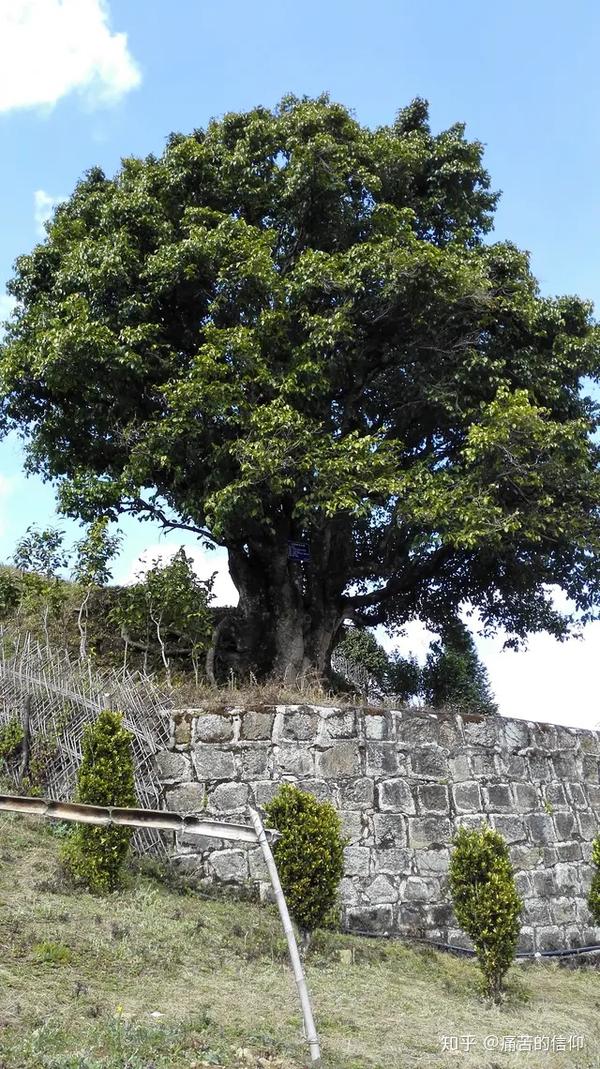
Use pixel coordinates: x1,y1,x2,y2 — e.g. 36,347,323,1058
1,0,600,724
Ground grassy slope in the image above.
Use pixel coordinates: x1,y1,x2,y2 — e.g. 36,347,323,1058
0,815,598,1069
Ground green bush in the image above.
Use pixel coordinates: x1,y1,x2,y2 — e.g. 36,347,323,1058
62,710,136,893
588,837,600,922
264,784,347,943
449,824,522,1002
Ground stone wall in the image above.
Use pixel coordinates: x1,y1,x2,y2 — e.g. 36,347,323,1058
157,704,600,953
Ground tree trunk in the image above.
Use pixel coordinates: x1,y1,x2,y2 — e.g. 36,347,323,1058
221,532,347,683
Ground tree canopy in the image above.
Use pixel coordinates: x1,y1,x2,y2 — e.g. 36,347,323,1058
2,94,600,679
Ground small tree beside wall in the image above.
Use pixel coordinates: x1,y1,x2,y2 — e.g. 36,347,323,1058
62,710,137,893
264,784,346,948
449,824,522,1002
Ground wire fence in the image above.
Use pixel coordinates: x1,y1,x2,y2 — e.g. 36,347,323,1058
0,628,172,855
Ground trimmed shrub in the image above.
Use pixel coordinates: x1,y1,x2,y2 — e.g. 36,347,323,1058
264,784,346,943
62,710,136,893
588,837,600,922
449,824,522,1002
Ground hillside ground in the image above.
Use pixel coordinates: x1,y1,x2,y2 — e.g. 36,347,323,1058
0,814,598,1069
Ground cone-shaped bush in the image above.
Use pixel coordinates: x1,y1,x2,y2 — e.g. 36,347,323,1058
264,784,346,941
62,710,136,893
588,837,600,921
449,824,522,1002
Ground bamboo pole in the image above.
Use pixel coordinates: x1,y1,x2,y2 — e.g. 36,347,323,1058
248,805,322,1066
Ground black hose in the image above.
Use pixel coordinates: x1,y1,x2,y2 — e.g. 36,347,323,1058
345,929,600,961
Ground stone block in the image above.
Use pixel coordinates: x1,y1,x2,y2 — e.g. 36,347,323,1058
500,754,528,778
438,719,463,750
295,779,335,803
166,782,207,815
513,782,539,811
397,715,439,747
544,783,567,808
554,812,576,841
193,746,236,782
375,847,412,874
526,754,553,782
275,744,314,777
409,747,449,779
343,845,371,877
239,747,270,778
535,925,562,953
240,710,275,740
449,754,471,781
171,853,205,880
319,710,356,740
194,714,234,743
554,862,580,895
583,756,600,781
345,905,393,935
209,781,249,813
577,810,597,839
172,712,193,746
556,841,582,863
373,813,407,848
377,778,416,813
403,876,431,902
554,726,578,751
279,709,319,741
503,719,530,751
365,741,402,777
339,877,359,905
408,816,452,849
490,815,525,843
316,740,360,779
364,713,393,740
551,897,578,925
470,753,500,778
416,848,449,876
566,782,588,809
364,874,398,904
463,719,501,748
416,784,450,814
208,849,249,882
340,777,374,808
552,753,581,781
522,898,551,925
511,844,543,869
452,782,482,813
483,784,513,810
526,813,555,844
252,781,280,807
248,847,268,881
515,872,532,897
531,869,557,897
339,809,363,844
155,751,192,782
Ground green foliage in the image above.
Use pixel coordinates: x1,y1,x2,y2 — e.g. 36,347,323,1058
264,783,346,937
0,718,24,763
111,548,214,681
3,95,600,677
63,710,137,893
449,824,522,1002
423,619,497,714
334,626,420,701
587,837,600,922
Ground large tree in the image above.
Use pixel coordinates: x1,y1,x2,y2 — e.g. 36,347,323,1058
2,95,600,680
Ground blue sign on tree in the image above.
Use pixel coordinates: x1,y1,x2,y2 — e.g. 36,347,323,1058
288,541,311,562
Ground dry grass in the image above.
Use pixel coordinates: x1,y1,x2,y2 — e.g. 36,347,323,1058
1,815,599,1068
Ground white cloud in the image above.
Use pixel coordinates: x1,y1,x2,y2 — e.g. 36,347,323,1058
124,543,239,608
34,189,65,235
0,0,141,114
